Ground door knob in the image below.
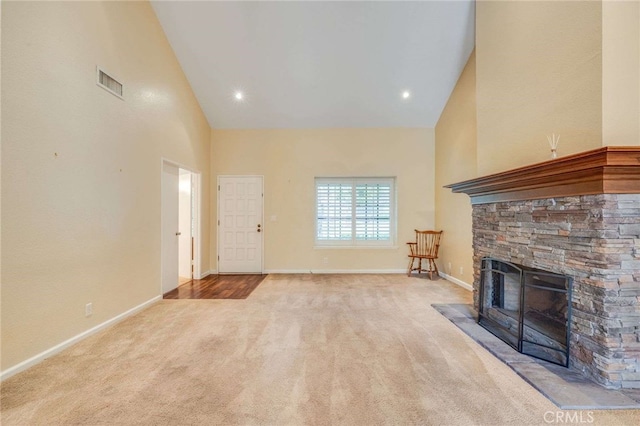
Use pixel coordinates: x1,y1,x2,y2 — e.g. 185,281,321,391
257,229,261,233
176,232,181,236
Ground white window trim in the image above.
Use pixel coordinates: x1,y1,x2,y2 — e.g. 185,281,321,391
314,177,397,249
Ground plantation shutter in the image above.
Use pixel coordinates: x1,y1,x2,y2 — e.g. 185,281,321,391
355,180,392,241
316,180,353,242
315,177,395,246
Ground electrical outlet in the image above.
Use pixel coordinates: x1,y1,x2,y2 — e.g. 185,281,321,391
448,262,452,273
459,267,464,275
322,257,329,265
85,303,93,317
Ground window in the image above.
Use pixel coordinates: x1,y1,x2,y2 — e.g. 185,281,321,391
315,177,396,247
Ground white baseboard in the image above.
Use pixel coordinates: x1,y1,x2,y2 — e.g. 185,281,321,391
0,296,161,382
264,269,407,274
439,272,473,291
198,270,215,279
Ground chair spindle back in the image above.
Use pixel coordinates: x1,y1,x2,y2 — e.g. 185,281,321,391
415,230,442,257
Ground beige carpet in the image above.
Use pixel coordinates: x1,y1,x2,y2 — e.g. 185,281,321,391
1,274,638,425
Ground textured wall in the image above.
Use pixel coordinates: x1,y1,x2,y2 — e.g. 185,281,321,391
435,50,476,286
476,1,603,175
602,0,640,146
210,128,435,272
1,1,211,370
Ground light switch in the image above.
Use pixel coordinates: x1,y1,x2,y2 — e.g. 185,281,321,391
270,215,277,222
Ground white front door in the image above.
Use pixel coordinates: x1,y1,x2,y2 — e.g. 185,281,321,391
161,162,179,293
218,176,263,274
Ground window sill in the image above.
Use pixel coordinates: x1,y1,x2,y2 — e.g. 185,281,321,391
314,245,398,250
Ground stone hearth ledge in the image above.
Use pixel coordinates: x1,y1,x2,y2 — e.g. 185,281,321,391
432,304,640,410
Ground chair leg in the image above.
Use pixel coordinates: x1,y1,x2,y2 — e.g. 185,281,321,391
428,259,439,280
407,258,414,277
418,258,422,274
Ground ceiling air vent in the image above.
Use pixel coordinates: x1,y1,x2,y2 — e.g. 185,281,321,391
96,66,123,99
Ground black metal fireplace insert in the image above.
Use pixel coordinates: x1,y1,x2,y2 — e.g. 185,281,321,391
478,257,572,367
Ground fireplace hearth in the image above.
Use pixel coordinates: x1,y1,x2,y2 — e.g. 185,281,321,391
479,258,572,367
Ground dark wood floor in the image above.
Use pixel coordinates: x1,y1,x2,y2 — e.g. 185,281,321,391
163,274,267,300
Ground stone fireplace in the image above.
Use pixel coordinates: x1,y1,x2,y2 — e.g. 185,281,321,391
447,147,640,389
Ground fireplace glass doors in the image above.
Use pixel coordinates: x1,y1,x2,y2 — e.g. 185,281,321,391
478,259,523,350
478,258,572,367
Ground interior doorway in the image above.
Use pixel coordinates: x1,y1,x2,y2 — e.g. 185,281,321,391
162,160,201,295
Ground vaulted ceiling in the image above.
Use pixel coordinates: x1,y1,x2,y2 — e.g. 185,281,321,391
151,1,475,129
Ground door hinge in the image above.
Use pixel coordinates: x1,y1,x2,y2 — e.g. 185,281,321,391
218,220,220,226
218,185,220,191
217,255,219,261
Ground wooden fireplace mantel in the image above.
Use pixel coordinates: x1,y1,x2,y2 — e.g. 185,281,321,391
446,146,640,204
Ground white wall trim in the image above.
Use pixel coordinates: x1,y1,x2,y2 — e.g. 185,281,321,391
198,270,215,279
439,272,473,291
0,296,161,382
191,171,202,281
264,269,406,274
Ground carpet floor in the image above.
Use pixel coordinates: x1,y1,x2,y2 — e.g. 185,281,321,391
1,274,639,425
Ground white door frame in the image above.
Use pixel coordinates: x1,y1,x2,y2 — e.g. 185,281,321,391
217,175,264,274
161,158,202,295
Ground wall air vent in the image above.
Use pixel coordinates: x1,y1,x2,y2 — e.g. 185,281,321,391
96,66,123,99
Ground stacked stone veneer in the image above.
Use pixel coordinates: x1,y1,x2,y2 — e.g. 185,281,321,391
472,194,640,389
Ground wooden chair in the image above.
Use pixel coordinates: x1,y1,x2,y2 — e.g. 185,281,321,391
407,230,443,279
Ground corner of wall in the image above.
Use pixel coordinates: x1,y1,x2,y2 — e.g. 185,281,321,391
434,49,477,287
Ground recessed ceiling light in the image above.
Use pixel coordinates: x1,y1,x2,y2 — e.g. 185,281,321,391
234,91,243,101
402,91,411,99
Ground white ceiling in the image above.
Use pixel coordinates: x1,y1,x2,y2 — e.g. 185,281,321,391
151,1,475,129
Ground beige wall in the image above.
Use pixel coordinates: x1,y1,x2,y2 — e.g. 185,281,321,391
603,0,640,146
0,2,3,360
435,51,477,286
210,128,435,272
4,0,636,377
476,0,603,175
1,1,210,370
